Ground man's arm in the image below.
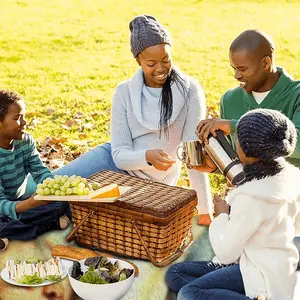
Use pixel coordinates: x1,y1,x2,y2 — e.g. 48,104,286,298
289,106,300,159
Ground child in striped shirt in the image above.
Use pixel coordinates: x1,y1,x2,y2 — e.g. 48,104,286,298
0,90,71,249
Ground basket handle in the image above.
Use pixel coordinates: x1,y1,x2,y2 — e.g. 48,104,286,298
132,221,193,267
66,210,94,242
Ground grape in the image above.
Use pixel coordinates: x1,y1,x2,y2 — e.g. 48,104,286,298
47,182,54,188
77,189,84,195
91,182,101,191
78,182,85,190
43,178,52,185
81,178,88,185
54,175,62,183
36,188,44,195
64,182,70,188
53,183,59,189
44,188,50,195
36,175,95,196
66,188,73,195
71,180,78,187
64,174,69,179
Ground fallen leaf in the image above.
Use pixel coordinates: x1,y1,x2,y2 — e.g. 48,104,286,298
28,117,39,129
74,112,84,119
65,120,76,127
51,137,69,144
49,159,65,170
79,133,88,139
47,108,55,115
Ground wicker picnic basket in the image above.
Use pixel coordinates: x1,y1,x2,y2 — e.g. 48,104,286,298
66,170,197,267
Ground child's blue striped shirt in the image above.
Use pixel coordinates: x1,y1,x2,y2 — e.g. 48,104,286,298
0,133,53,219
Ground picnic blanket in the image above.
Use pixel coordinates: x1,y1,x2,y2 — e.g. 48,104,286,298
0,217,299,300
0,217,213,300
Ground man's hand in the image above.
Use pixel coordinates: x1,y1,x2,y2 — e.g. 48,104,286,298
213,194,230,217
146,149,176,171
188,149,218,173
196,118,232,144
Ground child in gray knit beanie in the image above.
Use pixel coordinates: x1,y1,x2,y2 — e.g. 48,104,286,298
237,108,297,162
166,108,300,299
235,108,297,184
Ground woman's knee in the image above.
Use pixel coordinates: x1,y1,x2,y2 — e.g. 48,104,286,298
53,143,114,177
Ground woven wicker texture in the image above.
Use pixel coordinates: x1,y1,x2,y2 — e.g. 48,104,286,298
88,170,197,218
69,170,198,265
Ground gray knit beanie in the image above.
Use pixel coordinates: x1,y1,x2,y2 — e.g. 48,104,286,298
237,109,297,160
129,15,171,58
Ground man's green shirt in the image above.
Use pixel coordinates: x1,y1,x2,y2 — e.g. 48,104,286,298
221,67,300,167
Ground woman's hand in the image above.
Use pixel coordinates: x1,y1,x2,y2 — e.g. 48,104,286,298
146,149,176,171
213,194,230,217
196,118,231,145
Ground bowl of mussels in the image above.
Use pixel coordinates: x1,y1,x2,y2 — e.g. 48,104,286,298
68,256,134,300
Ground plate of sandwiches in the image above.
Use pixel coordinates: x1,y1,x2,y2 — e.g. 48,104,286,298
1,257,73,287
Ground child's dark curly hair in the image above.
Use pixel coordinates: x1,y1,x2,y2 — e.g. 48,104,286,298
0,90,22,121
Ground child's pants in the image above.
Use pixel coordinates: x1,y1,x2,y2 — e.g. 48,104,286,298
166,261,254,300
0,201,70,240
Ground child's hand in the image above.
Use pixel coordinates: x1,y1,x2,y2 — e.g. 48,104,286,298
213,194,230,217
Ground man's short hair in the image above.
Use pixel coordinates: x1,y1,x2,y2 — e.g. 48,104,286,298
230,29,275,59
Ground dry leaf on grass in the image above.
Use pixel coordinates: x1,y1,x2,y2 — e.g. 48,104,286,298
79,133,88,139
47,108,55,115
74,112,85,118
37,136,87,170
27,117,40,129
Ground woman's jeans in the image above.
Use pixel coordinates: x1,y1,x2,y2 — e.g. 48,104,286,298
166,261,253,300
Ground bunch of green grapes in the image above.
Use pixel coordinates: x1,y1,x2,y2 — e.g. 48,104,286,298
36,175,92,196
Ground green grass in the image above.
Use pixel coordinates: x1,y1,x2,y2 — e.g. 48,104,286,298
1,0,300,191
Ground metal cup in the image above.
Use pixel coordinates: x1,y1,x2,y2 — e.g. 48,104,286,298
177,140,203,166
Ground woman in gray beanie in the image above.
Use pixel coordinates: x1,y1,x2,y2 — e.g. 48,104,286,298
44,15,212,225
167,108,300,300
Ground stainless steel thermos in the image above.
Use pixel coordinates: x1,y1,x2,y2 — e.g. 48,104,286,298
204,131,245,185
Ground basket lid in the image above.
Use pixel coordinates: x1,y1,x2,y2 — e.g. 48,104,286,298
88,170,197,218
